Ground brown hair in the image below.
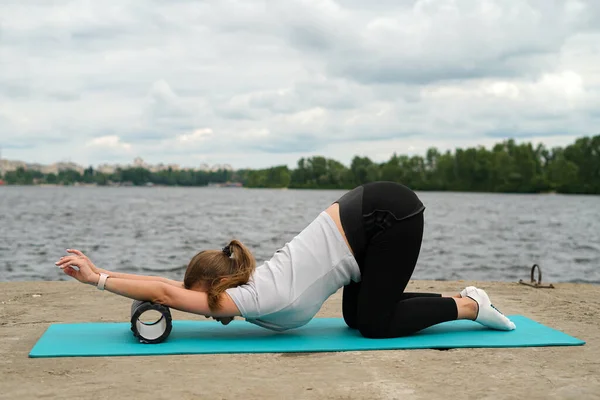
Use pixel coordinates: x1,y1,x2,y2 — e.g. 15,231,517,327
183,239,256,311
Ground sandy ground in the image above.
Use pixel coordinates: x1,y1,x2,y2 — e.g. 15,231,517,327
1,280,598,400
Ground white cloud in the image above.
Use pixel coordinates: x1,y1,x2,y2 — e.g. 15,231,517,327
86,136,132,151
240,128,270,139
1,0,599,169
286,107,328,125
537,71,585,101
176,128,214,143
484,82,521,99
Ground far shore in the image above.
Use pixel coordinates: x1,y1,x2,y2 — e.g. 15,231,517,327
1,183,581,196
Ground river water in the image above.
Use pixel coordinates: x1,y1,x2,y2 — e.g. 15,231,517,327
1,186,598,284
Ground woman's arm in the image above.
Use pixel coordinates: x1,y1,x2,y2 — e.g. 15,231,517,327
99,269,183,288
58,252,241,318
102,276,241,318
59,249,183,288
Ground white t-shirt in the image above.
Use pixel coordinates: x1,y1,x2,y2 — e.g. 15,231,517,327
225,211,361,331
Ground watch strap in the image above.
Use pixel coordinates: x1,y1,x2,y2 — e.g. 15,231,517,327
97,273,109,290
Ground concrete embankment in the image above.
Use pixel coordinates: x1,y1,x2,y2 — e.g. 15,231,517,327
0,280,598,400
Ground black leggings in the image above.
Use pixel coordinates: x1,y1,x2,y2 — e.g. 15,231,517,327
335,181,458,338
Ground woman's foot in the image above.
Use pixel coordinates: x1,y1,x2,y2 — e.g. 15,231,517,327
454,296,479,320
460,286,516,331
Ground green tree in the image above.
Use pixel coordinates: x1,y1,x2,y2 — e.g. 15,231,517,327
2,134,599,194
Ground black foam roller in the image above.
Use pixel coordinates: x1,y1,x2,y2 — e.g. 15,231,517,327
130,300,173,344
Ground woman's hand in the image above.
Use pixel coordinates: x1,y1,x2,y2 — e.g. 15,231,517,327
206,316,234,325
214,316,234,325
55,251,100,285
57,249,101,274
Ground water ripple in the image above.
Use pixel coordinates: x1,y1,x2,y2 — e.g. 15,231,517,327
0,187,598,284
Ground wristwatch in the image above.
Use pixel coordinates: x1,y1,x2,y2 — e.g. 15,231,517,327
97,273,110,290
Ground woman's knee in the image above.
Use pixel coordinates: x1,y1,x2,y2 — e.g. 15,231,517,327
357,315,392,339
356,314,413,339
358,323,386,338
343,313,358,330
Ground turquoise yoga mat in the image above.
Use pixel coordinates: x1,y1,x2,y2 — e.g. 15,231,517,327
29,315,584,358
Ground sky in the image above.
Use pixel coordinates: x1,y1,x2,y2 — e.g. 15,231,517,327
1,0,599,170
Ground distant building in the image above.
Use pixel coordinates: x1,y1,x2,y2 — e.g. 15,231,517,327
40,164,58,174
40,162,85,175
0,157,237,176
97,164,118,174
209,163,234,172
0,159,27,172
28,163,45,172
149,163,166,173
133,157,148,168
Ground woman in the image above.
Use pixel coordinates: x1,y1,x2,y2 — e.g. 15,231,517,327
56,181,516,338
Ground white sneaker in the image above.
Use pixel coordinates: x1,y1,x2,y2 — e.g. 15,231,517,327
462,287,516,331
460,286,477,298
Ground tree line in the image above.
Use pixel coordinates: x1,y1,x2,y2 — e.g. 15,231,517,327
2,135,599,194
1,166,234,187
244,135,599,194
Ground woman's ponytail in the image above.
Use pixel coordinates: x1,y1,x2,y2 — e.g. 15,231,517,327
206,239,256,310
